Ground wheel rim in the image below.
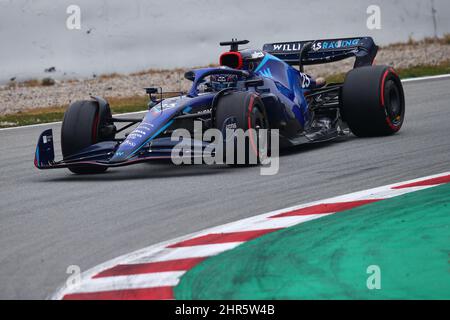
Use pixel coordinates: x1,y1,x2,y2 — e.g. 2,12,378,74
384,79,403,126
252,106,268,160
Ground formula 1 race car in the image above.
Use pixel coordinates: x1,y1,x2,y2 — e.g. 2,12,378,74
34,37,405,174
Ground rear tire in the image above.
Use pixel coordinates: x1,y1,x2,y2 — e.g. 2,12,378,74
342,65,405,137
61,100,112,174
214,91,269,166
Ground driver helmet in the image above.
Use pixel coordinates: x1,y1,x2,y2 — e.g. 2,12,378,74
210,74,238,91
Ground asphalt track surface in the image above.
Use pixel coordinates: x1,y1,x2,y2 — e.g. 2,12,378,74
0,77,449,299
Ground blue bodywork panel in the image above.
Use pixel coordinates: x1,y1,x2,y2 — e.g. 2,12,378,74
254,53,311,127
110,93,214,162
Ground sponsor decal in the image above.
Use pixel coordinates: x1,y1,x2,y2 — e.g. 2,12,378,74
223,117,238,131
272,43,302,52
213,75,228,82
125,124,153,142
134,129,147,135
300,73,311,88
271,39,360,53
127,133,143,139
312,38,360,51
43,135,52,144
225,123,237,130
251,51,265,59
140,123,154,130
259,68,273,78
195,108,212,115
123,141,137,148
312,42,321,52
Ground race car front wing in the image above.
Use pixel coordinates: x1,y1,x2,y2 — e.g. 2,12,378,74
34,129,205,170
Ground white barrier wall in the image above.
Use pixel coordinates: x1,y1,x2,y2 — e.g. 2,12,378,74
0,0,449,82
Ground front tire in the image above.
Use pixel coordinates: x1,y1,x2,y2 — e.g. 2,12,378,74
214,91,269,166
342,65,405,137
61,100,113,174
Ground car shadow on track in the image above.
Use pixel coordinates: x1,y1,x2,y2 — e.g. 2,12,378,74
38,162,233,182
279,134,355,157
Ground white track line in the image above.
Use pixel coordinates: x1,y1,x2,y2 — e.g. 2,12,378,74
132,243,243,264
401,73,450,83
0,110,146,132
2,73,450,132
63,272,185,295
50,171,450,300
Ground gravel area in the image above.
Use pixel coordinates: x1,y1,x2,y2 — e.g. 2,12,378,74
1,42,449,115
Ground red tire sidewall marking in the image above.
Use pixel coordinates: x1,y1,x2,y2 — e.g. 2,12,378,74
380,68,401,131
380,69,390,107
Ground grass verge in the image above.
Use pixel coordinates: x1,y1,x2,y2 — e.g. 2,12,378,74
0,96,148,128
1,61,450,128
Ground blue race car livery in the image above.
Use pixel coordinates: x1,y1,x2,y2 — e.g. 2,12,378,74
35,37,405,174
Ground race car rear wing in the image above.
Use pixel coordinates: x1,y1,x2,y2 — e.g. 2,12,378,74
262,37,378,68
